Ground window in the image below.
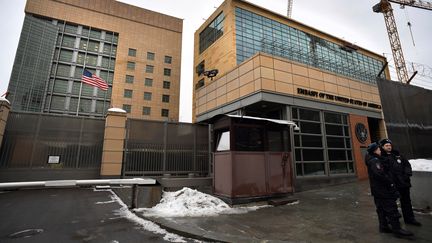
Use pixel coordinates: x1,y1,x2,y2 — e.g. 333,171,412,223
142,106,151,115
162,94,170,103
125,75,134,83
292,107,354,177
235,127,264,151
124,89,133,98
61,35,75,48
122,104,131,113
163,81,171,89
127,61,135,70
216,131,230,151
147,52,155,60
146,65,154,73
199,12,225,53
164,68,171,76
161,109,169,117
144,92,152,100
128,48,136,57
145,78,153,87
195,78,205,90
164,55,172,64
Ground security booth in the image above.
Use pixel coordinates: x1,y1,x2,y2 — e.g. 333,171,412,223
211,114,298,204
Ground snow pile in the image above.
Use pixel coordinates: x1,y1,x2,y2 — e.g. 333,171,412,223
137,187,270,218
93,188,186,242
409,159,432,172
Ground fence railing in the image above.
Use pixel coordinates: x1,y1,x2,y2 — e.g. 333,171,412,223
0,112,105,169
123,119,211,177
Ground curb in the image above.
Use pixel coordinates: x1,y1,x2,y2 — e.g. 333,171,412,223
132,211,229,243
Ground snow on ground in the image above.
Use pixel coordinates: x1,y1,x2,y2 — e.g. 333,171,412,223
93,188,187,243
409,159,432,172
136,187,271,218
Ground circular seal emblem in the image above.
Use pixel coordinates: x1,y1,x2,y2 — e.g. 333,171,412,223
355,123,368,144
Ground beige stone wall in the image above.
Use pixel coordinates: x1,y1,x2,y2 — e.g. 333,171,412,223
26,0,182,121
195,53,382,116
100,110,126,177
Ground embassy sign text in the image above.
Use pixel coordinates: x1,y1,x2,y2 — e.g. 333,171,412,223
297,88,382,109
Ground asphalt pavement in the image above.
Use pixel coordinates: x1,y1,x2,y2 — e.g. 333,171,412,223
0,187,192,243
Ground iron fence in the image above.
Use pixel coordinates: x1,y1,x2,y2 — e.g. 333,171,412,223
0,112,105,169
123,119,211,177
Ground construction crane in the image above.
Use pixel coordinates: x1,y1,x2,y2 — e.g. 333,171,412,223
287,0,293,18
373,0,432,84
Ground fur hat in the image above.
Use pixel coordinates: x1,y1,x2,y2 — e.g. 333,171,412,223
367,142,380,154
379,138,392,147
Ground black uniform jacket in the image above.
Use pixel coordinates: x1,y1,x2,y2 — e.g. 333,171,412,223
365,153,399,199
382,150,412,188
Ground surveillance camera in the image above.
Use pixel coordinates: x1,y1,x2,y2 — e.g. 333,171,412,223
293,126,300,132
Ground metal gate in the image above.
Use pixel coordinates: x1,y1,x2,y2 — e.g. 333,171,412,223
123,119,211,177
0,112,105,181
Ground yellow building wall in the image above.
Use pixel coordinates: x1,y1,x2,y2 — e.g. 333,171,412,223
26,0,182,121
195,53,382,116
193,0,389,120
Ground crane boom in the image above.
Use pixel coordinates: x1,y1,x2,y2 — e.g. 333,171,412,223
373,0,432,83
374,0,409,83
287,0,293,18
388,0,432,10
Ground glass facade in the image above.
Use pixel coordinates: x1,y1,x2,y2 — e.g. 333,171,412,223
199,12,225,54
292,107,354,177
7,15,116,116
45,17,117,117
7,16,58,112
235,7,385,84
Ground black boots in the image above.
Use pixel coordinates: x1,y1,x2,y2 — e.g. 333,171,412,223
405,219,422,226
379,226,393,233
392,228,414,237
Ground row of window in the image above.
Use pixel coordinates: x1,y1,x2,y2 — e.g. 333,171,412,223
292,107,354,177
57,35,117,57
123,90,170,102
122,105,169,117
234,7,385,84
125,75,171,88
128,48,172,64
126,62,172,76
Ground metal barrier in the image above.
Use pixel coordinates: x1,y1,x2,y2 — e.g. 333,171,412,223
0,112,104,169
123,119,211,177
377,79,432,159
0,178,156,209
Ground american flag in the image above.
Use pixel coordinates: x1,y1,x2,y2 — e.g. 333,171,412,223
81,69,109,91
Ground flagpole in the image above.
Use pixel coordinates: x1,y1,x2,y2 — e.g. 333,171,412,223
77,36,90,116
76,82,83,116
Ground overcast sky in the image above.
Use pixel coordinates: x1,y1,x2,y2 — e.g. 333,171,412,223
1,0,431,122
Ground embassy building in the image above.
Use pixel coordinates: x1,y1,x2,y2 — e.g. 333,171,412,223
194,0,390,188
7,0,182,121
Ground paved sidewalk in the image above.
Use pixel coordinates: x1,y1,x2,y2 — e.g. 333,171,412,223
142,181,432,242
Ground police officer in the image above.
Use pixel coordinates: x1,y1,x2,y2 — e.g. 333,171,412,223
365,142,413,237
379,138,422,226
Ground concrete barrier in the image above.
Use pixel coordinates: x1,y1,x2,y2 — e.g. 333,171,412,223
410,171,432,210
